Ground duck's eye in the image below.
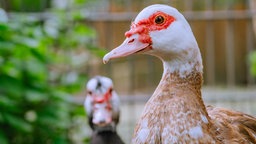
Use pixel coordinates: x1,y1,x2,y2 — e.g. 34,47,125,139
88,91,92,95
155,15,165,24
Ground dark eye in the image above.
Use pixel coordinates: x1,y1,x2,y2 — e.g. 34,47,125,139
155,15,165,24
109,88,113,93
88,91,92,95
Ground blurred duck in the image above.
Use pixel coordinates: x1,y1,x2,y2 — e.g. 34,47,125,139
103,4,256,143
84,76,124,144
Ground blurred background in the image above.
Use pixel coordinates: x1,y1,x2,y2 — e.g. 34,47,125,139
0,0,256,144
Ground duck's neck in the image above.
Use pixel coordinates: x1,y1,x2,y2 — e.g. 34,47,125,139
151,59,212,131
133,60,216,143
156,62,206,112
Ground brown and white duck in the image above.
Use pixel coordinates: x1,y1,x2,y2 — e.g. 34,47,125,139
103,4,256,144
84,76,124,144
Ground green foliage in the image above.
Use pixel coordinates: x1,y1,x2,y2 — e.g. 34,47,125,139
249,51,256,77
0,1,104,143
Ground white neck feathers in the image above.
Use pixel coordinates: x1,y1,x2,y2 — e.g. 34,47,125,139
162,47,203,78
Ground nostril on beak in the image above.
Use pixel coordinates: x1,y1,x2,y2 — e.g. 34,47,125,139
99,119,106,124
128,38,135,44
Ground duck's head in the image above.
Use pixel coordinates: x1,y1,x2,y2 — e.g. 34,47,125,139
103,4,202,77
85,76,119,128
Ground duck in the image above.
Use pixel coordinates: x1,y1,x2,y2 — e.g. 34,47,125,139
84,76,124,144
103,4,256,143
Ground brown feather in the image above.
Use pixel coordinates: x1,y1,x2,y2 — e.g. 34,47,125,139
207,106,256,143
132,66,256,143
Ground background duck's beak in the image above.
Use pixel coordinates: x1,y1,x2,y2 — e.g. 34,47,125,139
103,36,150,64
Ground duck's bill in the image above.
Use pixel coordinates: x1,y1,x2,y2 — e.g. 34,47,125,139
103,37,151,64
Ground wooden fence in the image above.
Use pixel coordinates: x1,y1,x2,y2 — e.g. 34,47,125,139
84,0,256,94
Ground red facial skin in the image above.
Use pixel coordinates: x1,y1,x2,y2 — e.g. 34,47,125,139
91,88,113,111
125,11,176,44
102,11,176,64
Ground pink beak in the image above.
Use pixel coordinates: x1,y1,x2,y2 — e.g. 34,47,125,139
103,35,151,64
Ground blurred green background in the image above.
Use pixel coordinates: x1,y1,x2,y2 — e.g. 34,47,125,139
0,0,106,143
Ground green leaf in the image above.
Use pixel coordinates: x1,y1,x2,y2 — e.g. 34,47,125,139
11,35,39,48
53,136,68,144
86,44,107,58
1,58,23,78
74,24,95,38
72,105,86,116
4,113,33,133
0,41,16,51
25,59,47,79
0,75,23,97
50,90,71,102
0,130,8,144
71,10,85,21
25,89,48,103
249,51,256,77
74,0,87,5
38,112,65,128
30,48,49,63
0,95,16,109
0,23,8,31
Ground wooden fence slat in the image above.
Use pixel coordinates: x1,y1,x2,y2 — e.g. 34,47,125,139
225,20,235,86
205,0,215,85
